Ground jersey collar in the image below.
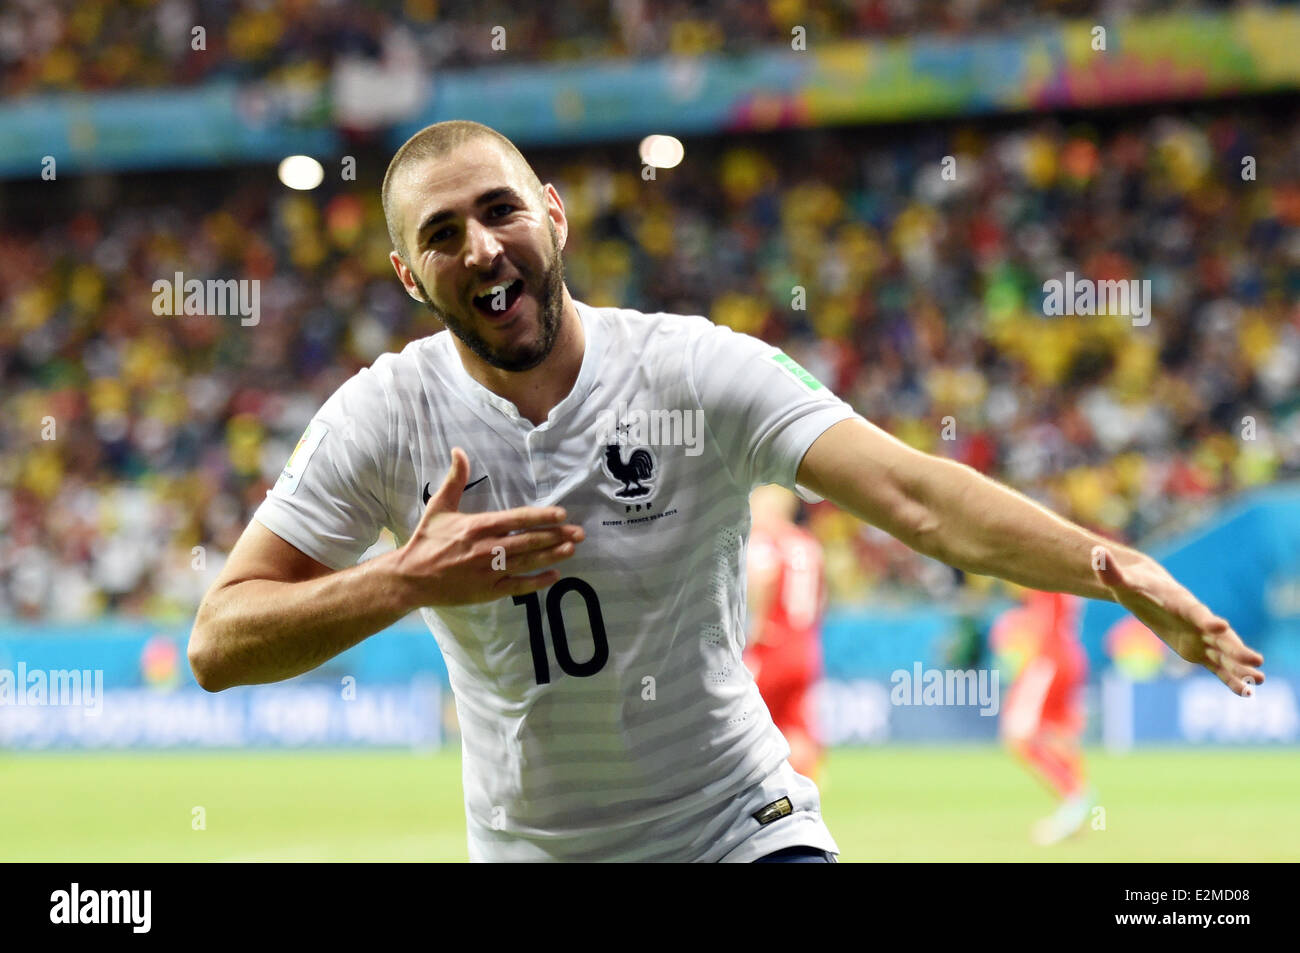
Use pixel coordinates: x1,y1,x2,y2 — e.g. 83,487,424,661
438,298,605,434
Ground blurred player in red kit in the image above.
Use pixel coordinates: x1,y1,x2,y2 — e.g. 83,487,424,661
992,588,1097,845
744,485,827,784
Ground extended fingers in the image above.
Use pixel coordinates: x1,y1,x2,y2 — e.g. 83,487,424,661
465,526,580,576
476,505,570,535
1222,631,1266,687
1208,627,1266,695
491,569,562,598
499,540,578,574
1223,668,1265,697
498,526,585,555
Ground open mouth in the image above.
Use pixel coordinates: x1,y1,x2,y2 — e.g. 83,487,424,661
472,278,524,318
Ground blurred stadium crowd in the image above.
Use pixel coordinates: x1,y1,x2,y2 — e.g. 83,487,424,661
3,100,1298,619
0,0,1262,95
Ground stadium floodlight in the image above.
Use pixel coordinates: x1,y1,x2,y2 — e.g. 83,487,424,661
278,155,325,190
638,134,684,169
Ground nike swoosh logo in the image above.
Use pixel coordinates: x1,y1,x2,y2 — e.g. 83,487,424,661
422,475,489,506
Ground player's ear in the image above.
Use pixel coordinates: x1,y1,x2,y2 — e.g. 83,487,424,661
390,250,426,304
544,183,568,250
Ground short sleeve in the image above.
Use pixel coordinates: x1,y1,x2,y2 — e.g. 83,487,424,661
687,318,860,492
253,365,393,571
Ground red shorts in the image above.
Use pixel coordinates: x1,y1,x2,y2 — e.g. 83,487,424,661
755,667,817,741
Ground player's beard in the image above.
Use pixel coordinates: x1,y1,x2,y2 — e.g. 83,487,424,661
413,220,565,373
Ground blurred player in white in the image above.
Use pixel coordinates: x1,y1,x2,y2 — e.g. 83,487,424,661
744,485,826,784
189,120,1264,863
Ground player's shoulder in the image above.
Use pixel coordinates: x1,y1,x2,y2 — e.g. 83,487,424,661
339,333,445,394
579,299,723,353
579,301,773,394
383,332,447,379
312,335,445,423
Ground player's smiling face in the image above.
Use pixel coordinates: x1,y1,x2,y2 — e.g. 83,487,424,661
391,138,568,373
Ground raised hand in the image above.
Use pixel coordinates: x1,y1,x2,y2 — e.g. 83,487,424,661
395,447,584,606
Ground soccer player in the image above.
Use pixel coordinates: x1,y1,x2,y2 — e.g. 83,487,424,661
992,589,1095,845
188,120,1265,863
743,485,826,784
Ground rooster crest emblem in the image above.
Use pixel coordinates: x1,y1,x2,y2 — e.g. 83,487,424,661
600,442,658,502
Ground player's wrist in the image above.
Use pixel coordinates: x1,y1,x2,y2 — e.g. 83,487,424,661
376,544,435,613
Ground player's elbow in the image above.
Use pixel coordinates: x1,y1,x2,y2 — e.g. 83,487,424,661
187,634,226,693
188,600,232,693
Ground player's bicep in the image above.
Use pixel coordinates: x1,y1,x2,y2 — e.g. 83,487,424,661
254,369,392,570
208,519,336,593
795,416,941,545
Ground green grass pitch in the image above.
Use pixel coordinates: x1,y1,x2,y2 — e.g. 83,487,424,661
2,747,1296,861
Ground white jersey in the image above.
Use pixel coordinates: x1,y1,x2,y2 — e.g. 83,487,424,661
254,300,859,861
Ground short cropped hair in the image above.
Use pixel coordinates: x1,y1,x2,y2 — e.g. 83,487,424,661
382,120,546,263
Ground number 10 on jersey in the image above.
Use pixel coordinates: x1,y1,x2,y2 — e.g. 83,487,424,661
512,577,610,684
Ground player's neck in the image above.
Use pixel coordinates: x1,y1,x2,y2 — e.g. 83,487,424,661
461,291,585,427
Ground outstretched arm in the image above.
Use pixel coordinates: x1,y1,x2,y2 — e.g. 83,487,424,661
796,417,1265,696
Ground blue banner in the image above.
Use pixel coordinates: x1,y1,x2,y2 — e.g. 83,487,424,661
3,8,1298,178
0,83,339,177
0,681,441,750
1102,673,1300,748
